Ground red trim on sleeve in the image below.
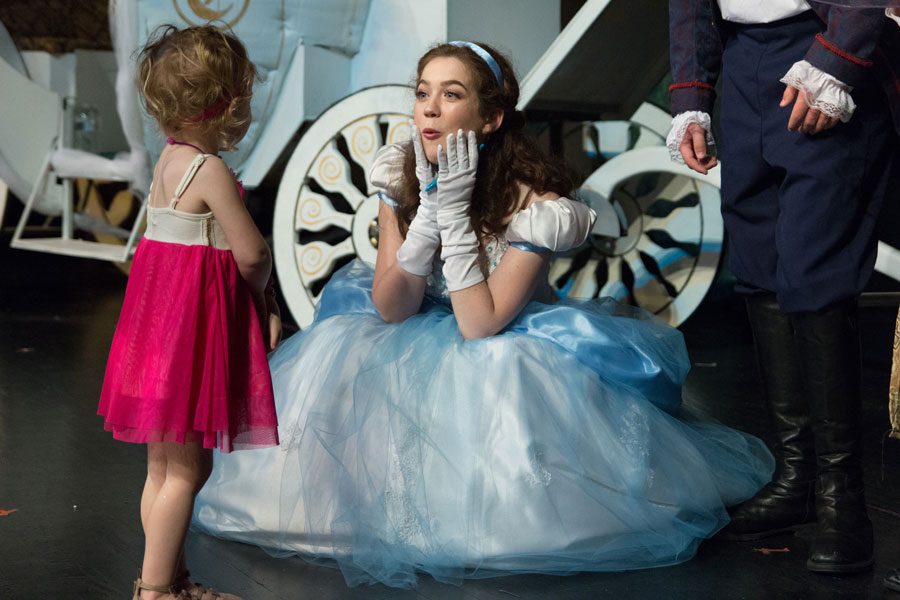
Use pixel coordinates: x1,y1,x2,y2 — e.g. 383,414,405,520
668,81,716,93
814,34,873,68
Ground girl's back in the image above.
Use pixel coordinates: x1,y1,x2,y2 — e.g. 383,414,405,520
98,143,277,454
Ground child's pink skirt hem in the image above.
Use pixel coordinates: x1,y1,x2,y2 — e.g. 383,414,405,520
98,239,279,454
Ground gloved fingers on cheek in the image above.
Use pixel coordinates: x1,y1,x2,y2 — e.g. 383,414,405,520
445,133,457,170
456,129,468,170
437,144,448,174
467,130,478,167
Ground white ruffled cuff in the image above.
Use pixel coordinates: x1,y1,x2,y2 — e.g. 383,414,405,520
780,60,856,123
888,8,900,27
666,111,716,164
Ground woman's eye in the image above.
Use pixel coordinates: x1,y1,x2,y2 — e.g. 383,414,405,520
445,91,459,99
416,90,427,99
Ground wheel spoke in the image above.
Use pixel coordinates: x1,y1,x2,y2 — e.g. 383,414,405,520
295,189,353,232
638,250,678,298
295,237,356,288
341,116,381,190
309,140,368,210
644,192,699,218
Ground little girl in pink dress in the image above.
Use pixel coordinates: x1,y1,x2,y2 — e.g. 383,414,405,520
97,24,279,600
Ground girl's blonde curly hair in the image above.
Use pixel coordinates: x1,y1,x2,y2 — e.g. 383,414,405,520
137,24,257,151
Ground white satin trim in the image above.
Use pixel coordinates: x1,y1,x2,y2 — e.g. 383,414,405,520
666,111,716,164
506,197,596,252
780,60,856,123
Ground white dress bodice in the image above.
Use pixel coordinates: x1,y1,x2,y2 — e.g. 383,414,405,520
143,153,231,250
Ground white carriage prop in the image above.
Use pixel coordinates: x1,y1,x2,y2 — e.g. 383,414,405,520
3,0,838,327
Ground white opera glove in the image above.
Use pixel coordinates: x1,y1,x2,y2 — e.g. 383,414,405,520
436,129,483,292
394,125,440,277
506,197,597,253
780,60,856,122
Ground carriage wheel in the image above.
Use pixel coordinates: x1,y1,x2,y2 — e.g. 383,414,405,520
556,146,724,326
273,85,413,328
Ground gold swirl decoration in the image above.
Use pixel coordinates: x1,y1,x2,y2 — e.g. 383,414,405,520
350,124,375,157
386,120,410,145
300,244,325,276
172,0,251,27
316,154,342,186
299,195,322,227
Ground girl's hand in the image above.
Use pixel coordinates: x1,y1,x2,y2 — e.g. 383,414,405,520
265,293,282,351
436,129,479,193
411,124,434,192
395,125,441,277
435,130,483,292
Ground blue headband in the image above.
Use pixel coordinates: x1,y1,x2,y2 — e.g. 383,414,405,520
449,41,503,87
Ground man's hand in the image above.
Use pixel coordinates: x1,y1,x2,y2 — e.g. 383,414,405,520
679,122,718,175
781,85,839,135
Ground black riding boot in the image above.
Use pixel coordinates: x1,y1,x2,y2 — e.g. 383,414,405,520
719,294,817,540
792,301,874,574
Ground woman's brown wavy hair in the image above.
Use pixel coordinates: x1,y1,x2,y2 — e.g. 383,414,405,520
396,42,573,240
137,24,256,151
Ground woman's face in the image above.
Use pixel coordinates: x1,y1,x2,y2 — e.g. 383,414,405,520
413,56,492,164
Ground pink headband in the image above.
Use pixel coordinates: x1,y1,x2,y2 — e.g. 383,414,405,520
189,96,232,122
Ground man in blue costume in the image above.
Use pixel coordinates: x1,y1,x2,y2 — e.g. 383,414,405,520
668,0,900,575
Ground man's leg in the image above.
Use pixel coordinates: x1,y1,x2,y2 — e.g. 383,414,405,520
714,18,818,540
763,17,896,574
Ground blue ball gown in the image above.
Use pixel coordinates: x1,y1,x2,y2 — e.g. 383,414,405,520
193,239,773,588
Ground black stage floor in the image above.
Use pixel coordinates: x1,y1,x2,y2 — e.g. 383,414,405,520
2,236,898,599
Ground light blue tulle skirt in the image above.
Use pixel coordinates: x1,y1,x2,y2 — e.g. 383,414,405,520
193,260,773,588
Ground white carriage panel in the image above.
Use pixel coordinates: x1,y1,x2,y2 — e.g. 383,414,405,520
242,45,352,188
351,0,446,91
73,50,129,155
0,55,63,214
20,51,76,97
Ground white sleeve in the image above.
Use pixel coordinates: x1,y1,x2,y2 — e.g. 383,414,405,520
666,111,716,164
780,60,856,122
505,197,596,253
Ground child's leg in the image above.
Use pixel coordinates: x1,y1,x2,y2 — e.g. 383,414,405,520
141,447,192,592
138,441,212,599
141,447,192,589
141,444,168,536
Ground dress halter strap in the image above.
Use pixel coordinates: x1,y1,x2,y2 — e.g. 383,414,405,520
171,154,210,208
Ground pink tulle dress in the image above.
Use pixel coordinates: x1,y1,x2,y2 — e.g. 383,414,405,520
98,153,278,453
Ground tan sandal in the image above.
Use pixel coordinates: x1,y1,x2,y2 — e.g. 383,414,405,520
173,570,242,600
132,570,189,599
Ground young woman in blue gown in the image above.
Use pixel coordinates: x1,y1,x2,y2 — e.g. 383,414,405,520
192,41,775,588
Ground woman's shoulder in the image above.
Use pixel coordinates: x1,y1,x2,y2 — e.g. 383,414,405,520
505,183,596,252
501,182,561,221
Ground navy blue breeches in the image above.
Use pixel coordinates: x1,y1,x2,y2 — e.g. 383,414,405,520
718,12,897,313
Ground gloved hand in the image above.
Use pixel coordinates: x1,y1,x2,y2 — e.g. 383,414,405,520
395,125,440,277
436,129,484,292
